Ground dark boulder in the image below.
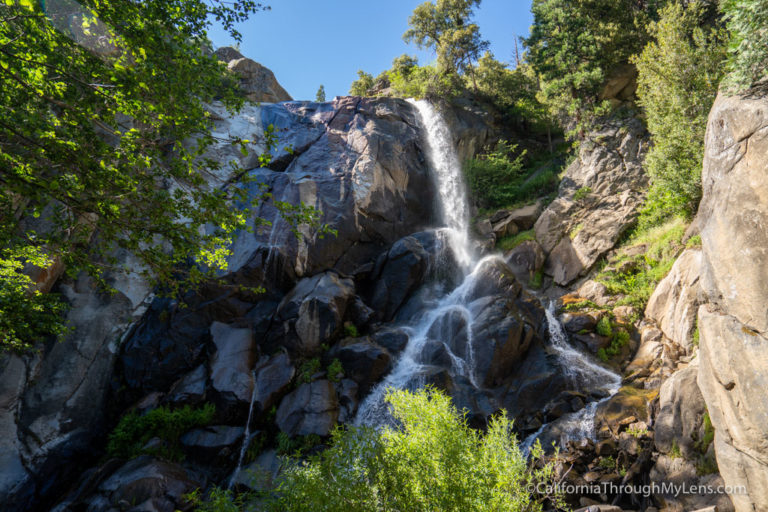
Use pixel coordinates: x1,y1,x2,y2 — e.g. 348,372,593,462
368,230,458,321
471,296,536,387
276,380,338,437
265,272,355,357
165,365,207,406
252,352,295,413
209,322,256,412
328,340,392,395
180,425,245,463
370,327,410,356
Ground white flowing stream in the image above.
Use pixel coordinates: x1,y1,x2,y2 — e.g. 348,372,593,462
349,99,622,448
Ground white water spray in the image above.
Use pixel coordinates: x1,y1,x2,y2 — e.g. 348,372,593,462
408,99,473,268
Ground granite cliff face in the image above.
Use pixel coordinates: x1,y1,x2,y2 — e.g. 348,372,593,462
535,118,649,286
696,86,768,512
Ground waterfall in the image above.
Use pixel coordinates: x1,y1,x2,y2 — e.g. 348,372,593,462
407,99,473,268
355,99,622,452
355,100,482,425
543,301,621,395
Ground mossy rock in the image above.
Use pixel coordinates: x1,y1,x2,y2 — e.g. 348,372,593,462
595,386,658,435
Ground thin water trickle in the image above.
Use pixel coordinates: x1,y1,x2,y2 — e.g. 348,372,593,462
228,371,259,489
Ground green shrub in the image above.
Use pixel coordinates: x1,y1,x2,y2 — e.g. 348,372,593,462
573,187,592,202
598,328,630,362
298,358,321,384
350,70,374,96
695,412,715,454
597,217,687,310
670,439,682,459
0,246,68,352
327,358,344,383
596,316,613,337
529,270,544,290
344,323,359,338
598,456,616,470
275,432,321,456
687,234,702,248
263,387,566,512
627,425,649,438
186,487,249,512
464,141,527,209
107,404,215,461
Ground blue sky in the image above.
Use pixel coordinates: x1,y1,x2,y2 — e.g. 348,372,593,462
208,0,534,101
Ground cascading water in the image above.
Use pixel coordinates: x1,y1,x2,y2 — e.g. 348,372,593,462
355,99,487,425
521,303,621,452
406,99,473,268
355,99,622,451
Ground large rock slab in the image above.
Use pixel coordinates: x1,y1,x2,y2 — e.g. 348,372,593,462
368,230,457,321
0,266,151,512
535,118,649,285
252,352,295,413
697,89,768,334
224,97,439,278
215,47,292,103
328,340,392,395
651,362,733,512
76,456,202,512
645,249,704,352
698,307,768,512
209,322,256,407
654,364,707,459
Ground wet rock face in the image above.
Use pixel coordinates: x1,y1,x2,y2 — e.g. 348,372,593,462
225,97,439,278
696,88,768,512
535,118,649,286
367,230,458,321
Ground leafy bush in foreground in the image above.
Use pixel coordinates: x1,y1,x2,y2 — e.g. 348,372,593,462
192,388,566,512
267,387,565,512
